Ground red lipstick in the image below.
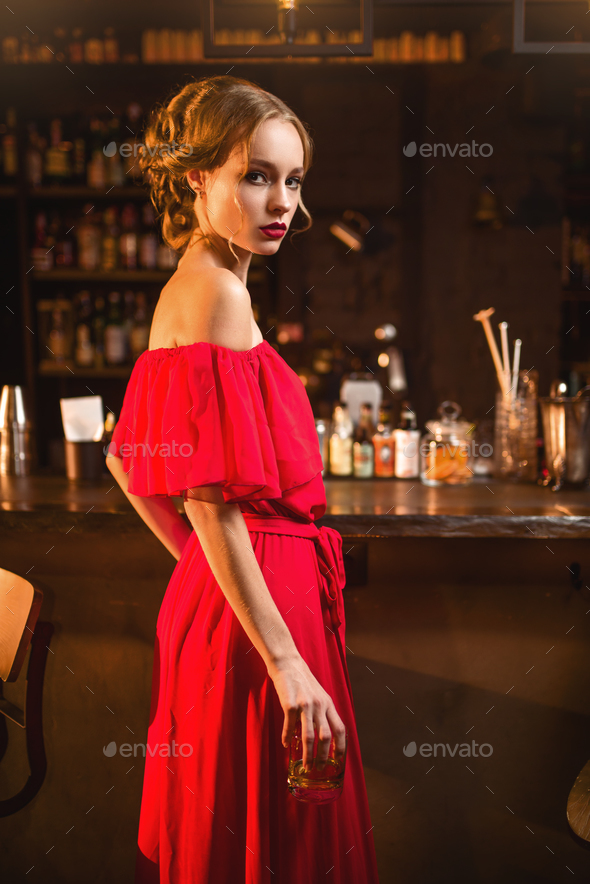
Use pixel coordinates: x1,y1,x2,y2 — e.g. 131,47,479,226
260,222,286,239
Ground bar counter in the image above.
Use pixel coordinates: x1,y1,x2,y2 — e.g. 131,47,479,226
3,472,590,884
2,472,590,539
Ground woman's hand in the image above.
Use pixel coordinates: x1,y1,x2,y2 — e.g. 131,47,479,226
267,655,346,771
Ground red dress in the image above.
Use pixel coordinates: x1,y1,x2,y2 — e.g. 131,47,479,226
108,339,380,884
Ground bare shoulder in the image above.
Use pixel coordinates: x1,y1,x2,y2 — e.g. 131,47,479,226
150,266,254,351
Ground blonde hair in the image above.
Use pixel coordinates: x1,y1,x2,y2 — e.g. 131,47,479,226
139,74,314,260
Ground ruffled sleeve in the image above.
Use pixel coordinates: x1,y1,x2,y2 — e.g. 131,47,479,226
107,340,324,503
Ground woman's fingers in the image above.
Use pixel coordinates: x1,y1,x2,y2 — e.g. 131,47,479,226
314,712,333,770
282,706,299,748
326,704,347,761
300,709,316,770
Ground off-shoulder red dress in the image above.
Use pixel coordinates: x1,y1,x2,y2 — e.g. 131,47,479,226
108,339,379,884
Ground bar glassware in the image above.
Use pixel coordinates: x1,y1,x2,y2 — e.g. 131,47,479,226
493,369,538,482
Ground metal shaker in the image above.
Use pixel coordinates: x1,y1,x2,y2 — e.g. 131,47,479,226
0,385,35,477
538,384,590,490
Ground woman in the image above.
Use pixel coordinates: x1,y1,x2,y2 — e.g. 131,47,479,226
106,74,379,884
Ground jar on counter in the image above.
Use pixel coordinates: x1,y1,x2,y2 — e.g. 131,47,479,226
420,400,474,486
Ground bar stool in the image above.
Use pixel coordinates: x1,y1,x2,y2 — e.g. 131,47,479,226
0,568,54,816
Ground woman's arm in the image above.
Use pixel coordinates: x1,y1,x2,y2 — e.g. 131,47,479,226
183,486,347,767
106,452,193,561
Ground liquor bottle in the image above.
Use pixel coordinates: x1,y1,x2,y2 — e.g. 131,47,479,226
74,290,95,367
105,116,124,186
140,201,158,269
122,102,143,178
77,205,101,271
120,203,139,270
20,29,32,63
129,292,150,361
48,211,75,267
329,402,353,476
68,27,84,64
122,289,136,357
53,26,67,63
101,205,120,271
85,33,105,64
2,107,18,180
568,99,586,175
71,113,87,183
45,118,71,183
87,117,107,189
372,402,394,477
31,211,53,271
92,294,106,368
48,300,69,364
103,27,119,63
393,400,421,478
104,291,127,365
570,225,585,286
353,402,375,478
25,121,43,187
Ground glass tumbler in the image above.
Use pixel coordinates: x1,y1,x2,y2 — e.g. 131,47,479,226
493,369,539,482
287,718,347,804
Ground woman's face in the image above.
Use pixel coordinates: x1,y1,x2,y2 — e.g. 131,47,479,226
188,117,305,257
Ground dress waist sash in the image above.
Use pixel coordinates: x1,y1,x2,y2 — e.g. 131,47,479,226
240,512,347,640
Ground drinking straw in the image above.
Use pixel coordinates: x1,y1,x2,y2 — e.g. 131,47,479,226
499,322,511,396
511,339,521,404
473,308,510,397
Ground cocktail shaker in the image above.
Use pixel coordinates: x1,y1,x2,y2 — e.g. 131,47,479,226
0,385,36,476
539,384,590,491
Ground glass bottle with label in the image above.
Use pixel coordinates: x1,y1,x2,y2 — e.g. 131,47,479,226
373,402,394,477
329,402,353,476
129,291,150,361
140,201,158,269
101,205,120,271
92,294,106,369
353,402,375,478
394,400,421,478
104,291,127,365
120,202,139,270
77,205,101,271
25,121,43,187
74,290,95,368
45,118,71,183
87,117,106,189
2,107,18,180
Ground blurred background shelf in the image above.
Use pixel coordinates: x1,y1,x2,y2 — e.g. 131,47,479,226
32,270,173,282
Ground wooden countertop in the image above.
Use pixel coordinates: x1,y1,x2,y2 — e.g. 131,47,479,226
2,473,590,539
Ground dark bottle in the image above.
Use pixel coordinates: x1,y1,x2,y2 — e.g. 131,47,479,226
353,402,375,478
92,294,106,369
74,290,95,368
104,291,127,365
373,402,394,478
25,121,43,188
2,107,18,180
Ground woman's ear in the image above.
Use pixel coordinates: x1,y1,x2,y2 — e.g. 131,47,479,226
186,168,204,193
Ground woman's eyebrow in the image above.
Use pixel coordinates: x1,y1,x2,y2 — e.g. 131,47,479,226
249,158,304,175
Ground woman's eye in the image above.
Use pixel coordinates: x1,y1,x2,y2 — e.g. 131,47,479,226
246,172,302,188
246,171,266,184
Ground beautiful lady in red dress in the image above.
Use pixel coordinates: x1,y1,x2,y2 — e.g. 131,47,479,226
107,75,379,884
